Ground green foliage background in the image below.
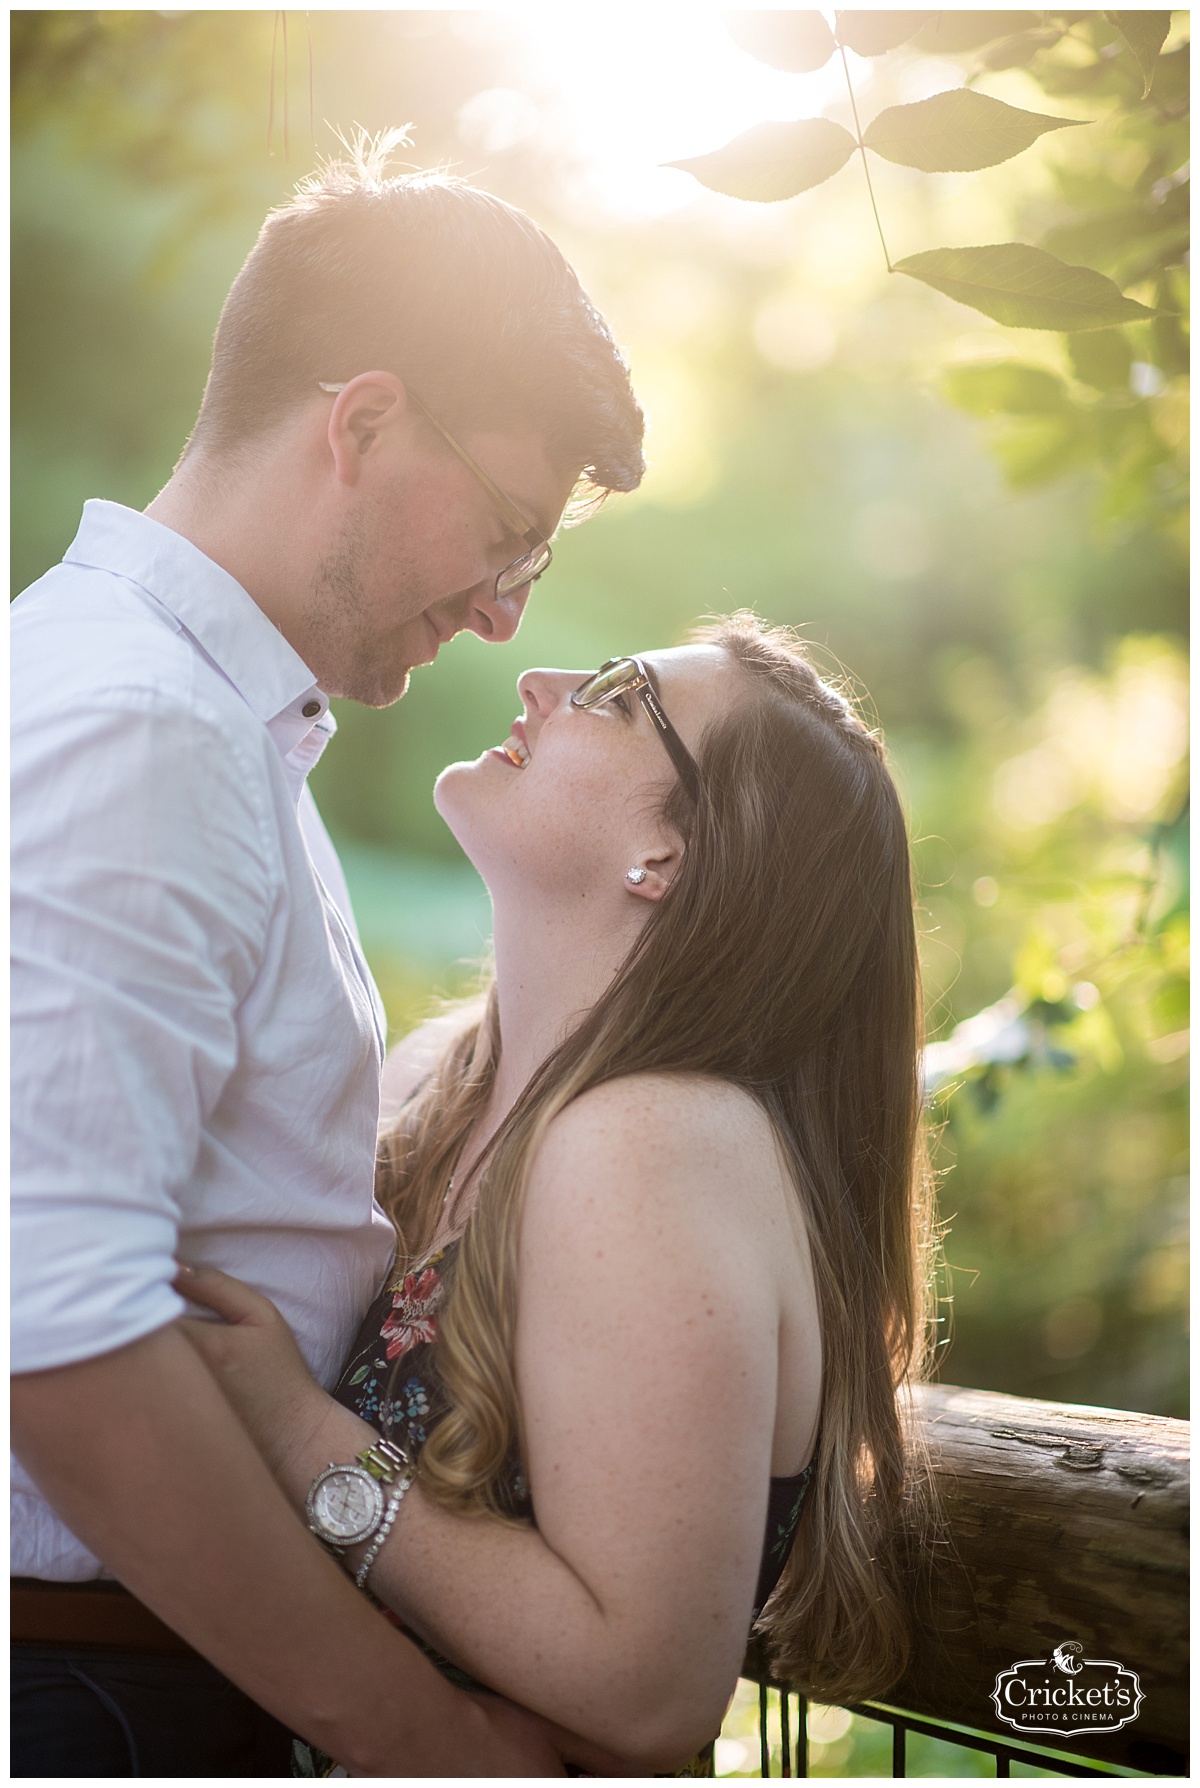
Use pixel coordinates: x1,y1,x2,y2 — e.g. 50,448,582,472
11,11,1187,1418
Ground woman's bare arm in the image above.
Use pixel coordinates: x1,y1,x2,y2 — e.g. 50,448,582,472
226,1075,808,1770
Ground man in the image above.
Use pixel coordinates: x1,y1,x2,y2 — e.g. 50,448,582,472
11,145,644,1776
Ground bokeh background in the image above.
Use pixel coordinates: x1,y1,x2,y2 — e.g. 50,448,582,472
13,10,1188,1460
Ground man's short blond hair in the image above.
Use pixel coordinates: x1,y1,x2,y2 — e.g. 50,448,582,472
188,133,645,502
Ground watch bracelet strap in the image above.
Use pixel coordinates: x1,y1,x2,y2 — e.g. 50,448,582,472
358,1436,411,1484
354,1467,415,1591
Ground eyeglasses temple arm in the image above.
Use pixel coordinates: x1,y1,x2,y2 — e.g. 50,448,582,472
318,381,543,550
406,394,545,551
637,685,702,801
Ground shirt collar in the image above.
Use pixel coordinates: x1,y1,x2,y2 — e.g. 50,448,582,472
63,500,331,749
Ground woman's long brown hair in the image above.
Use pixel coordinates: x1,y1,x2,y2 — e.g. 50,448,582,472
376,613,936,1703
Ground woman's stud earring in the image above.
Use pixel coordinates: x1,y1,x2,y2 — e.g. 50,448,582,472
625,866,647,886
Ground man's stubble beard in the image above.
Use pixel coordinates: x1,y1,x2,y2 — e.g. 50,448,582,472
307,506,416,708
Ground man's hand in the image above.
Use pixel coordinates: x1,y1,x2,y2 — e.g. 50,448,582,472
468,1695,654,1779
174,1261,336,1484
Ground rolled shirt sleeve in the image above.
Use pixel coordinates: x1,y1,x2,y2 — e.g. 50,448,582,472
11,688,278,1373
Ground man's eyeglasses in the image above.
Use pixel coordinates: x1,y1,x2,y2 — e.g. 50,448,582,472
317,381,553,600
570,658,702,801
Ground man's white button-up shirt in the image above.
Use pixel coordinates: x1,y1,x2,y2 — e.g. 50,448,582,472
11,500,398,1579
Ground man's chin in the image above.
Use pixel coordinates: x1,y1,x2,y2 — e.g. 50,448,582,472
332,664,413,708
371,666,414,708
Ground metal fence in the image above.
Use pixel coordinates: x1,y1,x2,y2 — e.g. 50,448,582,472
754,1684,1139,1778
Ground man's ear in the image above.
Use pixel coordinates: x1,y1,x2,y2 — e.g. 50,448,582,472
326,372,409,485
625,843,683,903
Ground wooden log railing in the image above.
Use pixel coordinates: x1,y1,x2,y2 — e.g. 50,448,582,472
744,1385,1189,1776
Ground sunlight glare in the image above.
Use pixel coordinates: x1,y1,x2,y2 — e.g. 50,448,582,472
509,4,849,218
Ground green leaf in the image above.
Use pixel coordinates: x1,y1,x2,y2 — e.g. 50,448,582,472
1041,199,1188,282
1150,301,1190,379
1147,43,1189,109
992,415,1087,488
864,90,1084,174
1105,11,1171,97
667,119,857,203
1068,329,1133,391
895,243,1159,331
725,11,837,74
943,363,1070,416
834,11,933,57
979,27,1067,71
347,1364,372,1386
913,13,1041,54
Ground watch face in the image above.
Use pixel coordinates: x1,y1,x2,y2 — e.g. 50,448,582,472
311,1468,383,1544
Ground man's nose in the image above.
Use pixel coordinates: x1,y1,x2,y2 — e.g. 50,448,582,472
464,579,531,644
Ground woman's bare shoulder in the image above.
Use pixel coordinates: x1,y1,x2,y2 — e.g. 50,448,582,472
529,1073,786,1235
551,1071,774,1147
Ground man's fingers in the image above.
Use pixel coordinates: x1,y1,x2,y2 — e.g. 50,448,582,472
177,1316,225,1360
174,1261,269,1325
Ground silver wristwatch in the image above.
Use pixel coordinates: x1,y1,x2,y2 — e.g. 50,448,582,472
306,1436,411,1558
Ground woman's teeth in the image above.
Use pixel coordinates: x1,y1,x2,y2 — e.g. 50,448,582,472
501,736,530,767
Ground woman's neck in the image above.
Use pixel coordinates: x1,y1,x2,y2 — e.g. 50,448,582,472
452,889,643,1203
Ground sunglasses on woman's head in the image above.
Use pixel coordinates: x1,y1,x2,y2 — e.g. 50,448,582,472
570,657,702,801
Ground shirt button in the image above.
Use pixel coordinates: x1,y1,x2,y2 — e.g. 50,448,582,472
302,700,322,718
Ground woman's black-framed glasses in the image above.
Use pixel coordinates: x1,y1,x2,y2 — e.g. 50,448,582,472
317,381,553,600
570,658,702,801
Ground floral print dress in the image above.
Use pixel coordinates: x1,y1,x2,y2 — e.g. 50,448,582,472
332,1240,532,1516
348,1258,446,1443
296,1237,816,1778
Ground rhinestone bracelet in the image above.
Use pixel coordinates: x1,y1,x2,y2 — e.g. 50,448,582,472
354,1467,415,1592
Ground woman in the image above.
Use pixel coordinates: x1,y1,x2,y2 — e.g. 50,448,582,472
180,613,935,1774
